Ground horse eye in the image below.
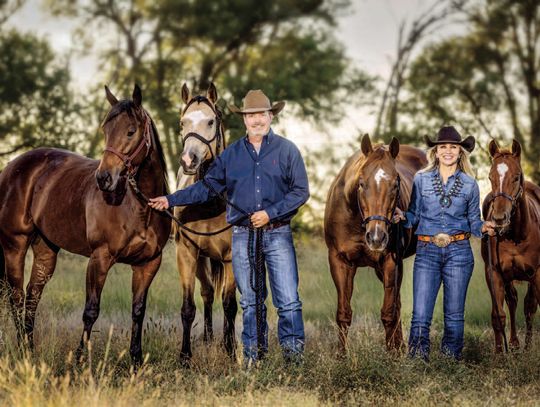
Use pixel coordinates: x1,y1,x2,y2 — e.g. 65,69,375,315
208,120,214,127
127,130,135,138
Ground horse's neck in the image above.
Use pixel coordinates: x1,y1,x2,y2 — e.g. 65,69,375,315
511,193,530,240
137,150,167,197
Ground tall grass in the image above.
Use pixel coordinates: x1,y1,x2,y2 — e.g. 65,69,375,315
0,237,538,405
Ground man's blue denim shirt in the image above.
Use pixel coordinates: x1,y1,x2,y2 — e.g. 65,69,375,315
166,128,309,226
404,169,484,237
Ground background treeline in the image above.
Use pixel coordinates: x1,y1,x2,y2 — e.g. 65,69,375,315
2,0,540,230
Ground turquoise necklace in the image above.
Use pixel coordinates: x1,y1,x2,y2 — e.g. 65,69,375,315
432,172,464,208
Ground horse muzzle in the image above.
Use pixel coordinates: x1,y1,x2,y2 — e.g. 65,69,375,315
95,169,121,192
365,228,389,252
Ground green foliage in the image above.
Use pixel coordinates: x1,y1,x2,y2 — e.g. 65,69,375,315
403,0,540,181
0,29,87,166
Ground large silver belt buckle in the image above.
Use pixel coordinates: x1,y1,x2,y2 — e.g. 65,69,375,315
432,233,451,248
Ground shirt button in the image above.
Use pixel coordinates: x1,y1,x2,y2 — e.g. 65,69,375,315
256,176,260,179
257,204,261,208
256,162,259,165
257,189,260,192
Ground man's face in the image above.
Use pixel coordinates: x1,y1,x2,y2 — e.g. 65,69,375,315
243,111,273,138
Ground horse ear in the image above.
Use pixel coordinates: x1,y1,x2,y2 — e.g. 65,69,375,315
361,134,373,156
104,85,119,106
207,82,218,104
389,137,400,159
181,83,191,104
512,139,521,157
132,84,142,107
488,139,499,158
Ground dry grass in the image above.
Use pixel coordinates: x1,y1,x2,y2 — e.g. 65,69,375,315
0,238,538,406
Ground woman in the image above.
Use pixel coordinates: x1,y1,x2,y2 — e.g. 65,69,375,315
394,126,495,361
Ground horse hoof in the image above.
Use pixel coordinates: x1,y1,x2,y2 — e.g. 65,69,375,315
179,353,192,368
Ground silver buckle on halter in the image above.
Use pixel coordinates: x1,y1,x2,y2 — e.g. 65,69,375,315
432,233,451,248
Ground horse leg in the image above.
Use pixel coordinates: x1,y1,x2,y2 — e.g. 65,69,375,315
524,282,537,350
329,249,356,352
222,260,237,358
177,246,197,362
504,281,519,349
75,249,113,361
2,235,32,346
380,257,404,351
485,265,506,353
24,235,58,349
196,257,214,343
130,255,161,367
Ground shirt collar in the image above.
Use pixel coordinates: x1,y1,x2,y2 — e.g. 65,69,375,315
433,168,461,179
243,128,275,145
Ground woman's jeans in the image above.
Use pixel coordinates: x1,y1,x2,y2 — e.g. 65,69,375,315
232,224,304,362
408,239,474,360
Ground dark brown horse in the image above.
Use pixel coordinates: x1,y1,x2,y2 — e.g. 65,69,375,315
0,85,171,365
174,83,236,361
482,139,539,352
324,134,426,350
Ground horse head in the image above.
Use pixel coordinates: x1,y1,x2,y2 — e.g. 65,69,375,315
487,139,524,234
96,84,151,192
357,134,401,252
179,82,223,176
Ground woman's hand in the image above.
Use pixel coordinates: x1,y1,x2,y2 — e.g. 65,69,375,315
482,220,496,236
392,208,405,224
148,196,169,211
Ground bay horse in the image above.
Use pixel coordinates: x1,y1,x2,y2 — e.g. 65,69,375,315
174,82,236,361
324,134,426,351
481,139,539,352
0,85,171,365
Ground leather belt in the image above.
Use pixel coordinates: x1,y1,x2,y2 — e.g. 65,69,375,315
235,221,290,231
417,232,471,248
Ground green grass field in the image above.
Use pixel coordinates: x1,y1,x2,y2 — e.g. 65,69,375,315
0,237,538,406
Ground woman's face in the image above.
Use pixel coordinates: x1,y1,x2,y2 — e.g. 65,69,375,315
436,143,460,167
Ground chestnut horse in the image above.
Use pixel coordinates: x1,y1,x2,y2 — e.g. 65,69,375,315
174,83,236,361
481,139,539,352
0,85,170,365
324,135,426,350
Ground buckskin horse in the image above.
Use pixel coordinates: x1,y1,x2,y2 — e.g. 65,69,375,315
481,139,539,352
324,134,426,350
174,83,237,361
0,85,170,365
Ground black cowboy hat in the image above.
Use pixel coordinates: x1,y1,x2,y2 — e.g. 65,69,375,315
424,126,475,153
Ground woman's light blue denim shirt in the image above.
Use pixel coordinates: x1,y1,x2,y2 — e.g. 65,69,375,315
403,168,484,237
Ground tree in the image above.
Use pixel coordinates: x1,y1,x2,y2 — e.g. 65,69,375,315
0,28,87,166
405,0,540,181
46,0,373,174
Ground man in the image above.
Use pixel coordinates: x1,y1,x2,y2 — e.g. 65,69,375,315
149,89,309,364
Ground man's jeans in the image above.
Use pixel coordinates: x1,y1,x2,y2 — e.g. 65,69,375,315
232,224,305,362
408,239,474,360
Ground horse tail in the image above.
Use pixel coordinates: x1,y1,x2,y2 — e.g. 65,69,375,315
210,259,225,300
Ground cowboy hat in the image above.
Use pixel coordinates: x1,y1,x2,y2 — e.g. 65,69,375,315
229,89,285,115
424,126,475,152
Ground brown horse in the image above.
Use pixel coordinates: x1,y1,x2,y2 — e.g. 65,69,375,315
0,85,171,365
324,134,426,351
481,139,539,352
174,83,236,361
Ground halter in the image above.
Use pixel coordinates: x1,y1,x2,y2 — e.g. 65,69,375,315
486,172,524,216
360,175,401,227
181,95,223,164
104,109,152,176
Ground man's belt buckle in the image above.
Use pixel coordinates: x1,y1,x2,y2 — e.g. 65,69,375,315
432,233,451,248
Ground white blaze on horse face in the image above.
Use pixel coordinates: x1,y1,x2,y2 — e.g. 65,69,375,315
497,163,509,193
184,110,210,128
374,168,390,188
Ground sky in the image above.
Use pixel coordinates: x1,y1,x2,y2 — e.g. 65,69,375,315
6,0,461,151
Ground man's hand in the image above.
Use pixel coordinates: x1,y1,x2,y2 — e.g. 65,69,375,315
148,196,169,211
482,220,496,236
392,208,406,224
250,210,270,228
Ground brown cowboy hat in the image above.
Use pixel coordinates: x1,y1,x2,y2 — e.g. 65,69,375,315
229,89,285,115
424,126,475,152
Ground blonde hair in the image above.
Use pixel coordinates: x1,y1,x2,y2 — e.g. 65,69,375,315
419,145,474,176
